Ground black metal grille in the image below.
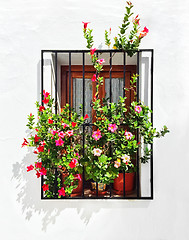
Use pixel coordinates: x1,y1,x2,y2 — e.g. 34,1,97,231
41,49,154,200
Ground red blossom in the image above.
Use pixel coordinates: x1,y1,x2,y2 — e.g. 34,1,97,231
58,187,66,196
42,184,49,191
22,138,29,148
27,165,34,172
71,122,77,128
35,162,42,169
40,167,47,176
91,74,96,82
82,21,90,31
90,48,96,56
34,134,40,143
33,150,38,154
40,141,46,146
36,171,41,178
35,128,39,132
69,158,78,169
42,98,49,104
30,113,33,117
37,145,44,152
39,106,45,112
84,114,89,119
43,90,50,98
48,119,54,124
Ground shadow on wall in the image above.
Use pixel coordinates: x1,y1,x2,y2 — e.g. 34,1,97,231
11,60,151,232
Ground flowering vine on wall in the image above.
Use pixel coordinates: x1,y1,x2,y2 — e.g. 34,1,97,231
22,1,169,198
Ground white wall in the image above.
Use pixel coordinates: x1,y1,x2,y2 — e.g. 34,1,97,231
1,0,189,239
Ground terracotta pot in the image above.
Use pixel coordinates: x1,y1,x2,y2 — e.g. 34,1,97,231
113,172,135,194
61,173,83,197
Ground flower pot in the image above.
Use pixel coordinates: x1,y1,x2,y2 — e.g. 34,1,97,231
113,172,135,195
61,173,83,197
91,182,107,195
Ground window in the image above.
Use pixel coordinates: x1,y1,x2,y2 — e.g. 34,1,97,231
41,49,154,199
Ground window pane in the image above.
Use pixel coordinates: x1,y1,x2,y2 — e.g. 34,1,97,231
105,78,124,103
73,78,92,121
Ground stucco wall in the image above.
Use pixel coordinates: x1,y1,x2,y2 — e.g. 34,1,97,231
1,0,189,239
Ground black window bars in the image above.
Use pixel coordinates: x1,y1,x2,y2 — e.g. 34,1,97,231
41,49,154,200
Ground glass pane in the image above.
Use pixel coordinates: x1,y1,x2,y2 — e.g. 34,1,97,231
105,78,124,103
73,78,92,121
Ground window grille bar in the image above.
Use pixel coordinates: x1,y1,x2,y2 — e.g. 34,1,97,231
41,50,44,199
82,52,85,197
150,50,154,199
96,52,99,198
136,51,140,198
109,51,112,198
69,52,71,114
123,52,126,198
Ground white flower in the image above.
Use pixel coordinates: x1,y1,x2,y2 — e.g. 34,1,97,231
93,148,102,157
121,154,130,164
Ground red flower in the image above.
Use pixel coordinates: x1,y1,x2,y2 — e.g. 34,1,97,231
40,167,47,176
48,119,54,124
90,48,96,56
40,141,46,146
39,106,45,112
43,90,50,98
42,184,49,191
30,113,33,117
35,162,42,169
37,145,44,152
58,187,66,196
36,171,41,178
22,138,29,148
42,98,49,104
91,74,96,82
33,150,38,154
35,128,39,132
69,158,78,169
71,122,77,128
84,114,89,119
27,165,34,172
82,21,90,31
34,134,40,143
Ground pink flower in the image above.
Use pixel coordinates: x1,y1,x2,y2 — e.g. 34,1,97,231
135,105,142,113
37,145,44,152
27,165,34,172
35,162,42,169
133,14,140,25
40,167,47,176
82,21,90,30
62,122,69,128
58,131,66,138
39,106,45,112
75,174,82,181
48,119,54,124
92,129,102,141
58,187,66,196
69,158,78,169
34,134,40,143
108,124,118,133
43,90,50,98
42,184,49,191
96,59,105,65
93,148,102,156
91,74,96,82
90,48,96,56
139,26,149,38
76,153,80,158
42,98,49,104
125,131,133,140
55,138,64,146
50,129,58,135
114,161,121,168
66,130,74,137
84,114,89,120
22,138,29,148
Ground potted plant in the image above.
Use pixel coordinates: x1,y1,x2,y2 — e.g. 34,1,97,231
22,91,88,198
